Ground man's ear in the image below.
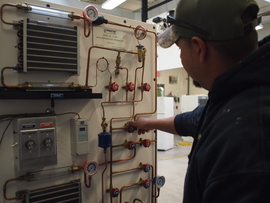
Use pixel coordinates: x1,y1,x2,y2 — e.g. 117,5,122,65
191,37,207,63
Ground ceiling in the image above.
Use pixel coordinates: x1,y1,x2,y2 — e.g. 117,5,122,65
78,0,270,13
78,0,270,24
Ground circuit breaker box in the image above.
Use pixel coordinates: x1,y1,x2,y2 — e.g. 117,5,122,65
13,116,57,171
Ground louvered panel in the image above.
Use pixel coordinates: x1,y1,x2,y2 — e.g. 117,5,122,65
19,180,82,203
23,19,80,75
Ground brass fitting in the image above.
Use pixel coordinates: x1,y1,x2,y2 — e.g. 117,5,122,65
115,54,121,74
68,12,83,20
68,165,82,172
136,45,147,62
101,117,108,131
17,173,34,181
16,3,32,12
18,83,33,89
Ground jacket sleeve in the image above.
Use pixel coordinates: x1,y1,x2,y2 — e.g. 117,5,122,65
174,104,205,138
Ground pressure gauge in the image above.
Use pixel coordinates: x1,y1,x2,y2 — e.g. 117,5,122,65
83,160,99,176
83,5,98,22
153,176,166,188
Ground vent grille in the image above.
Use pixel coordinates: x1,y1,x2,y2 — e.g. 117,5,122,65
19,180,81,203
22,19,79,74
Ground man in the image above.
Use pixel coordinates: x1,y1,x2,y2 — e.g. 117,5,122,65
128,0,270,202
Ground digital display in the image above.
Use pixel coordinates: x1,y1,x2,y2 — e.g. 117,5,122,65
79,127,86,132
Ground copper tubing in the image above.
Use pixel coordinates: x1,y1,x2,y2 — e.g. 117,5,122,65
3,178,24,200
112,166,140,174
84,19,91,37
99,147,136,166
101,151,108,203
85,46,138,87
152,188,160,198
120,182,140,203
1,67,23,88
0,3,20,25
84,173,92,188
133,198,145,203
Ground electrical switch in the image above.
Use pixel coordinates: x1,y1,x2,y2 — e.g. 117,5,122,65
43,138,53,147
110,188,120,198
141,139,151,147
125,141,136,150
25,140,36,150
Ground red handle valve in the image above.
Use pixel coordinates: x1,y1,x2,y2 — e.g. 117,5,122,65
142,179,151,189
110,188,120,198
126,125,137,133
126,82,135,92
142,83,151,92
125,141,136,150
142,164,151,173
109,82,119,92
142,139,151,148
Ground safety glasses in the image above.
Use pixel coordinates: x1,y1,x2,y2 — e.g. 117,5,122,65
166,10,210,36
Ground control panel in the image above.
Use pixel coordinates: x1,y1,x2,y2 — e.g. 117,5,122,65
70,118,89,155
12,116,57,171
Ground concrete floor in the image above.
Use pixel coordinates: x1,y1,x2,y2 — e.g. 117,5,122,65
157,135,192,203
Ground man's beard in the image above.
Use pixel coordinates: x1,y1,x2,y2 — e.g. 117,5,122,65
193,80,202,88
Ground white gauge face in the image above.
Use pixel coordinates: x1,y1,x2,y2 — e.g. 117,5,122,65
155,176,165,188
84,160,99,176
83,5,98,21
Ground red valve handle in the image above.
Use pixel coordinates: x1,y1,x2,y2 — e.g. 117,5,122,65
109,82,119,92
142,139,151,147
142,179,151,189
126,82,135,92
126,125,137,133
110,188,120,197
143,83,151,92
142,164,151,173
126,141,136,150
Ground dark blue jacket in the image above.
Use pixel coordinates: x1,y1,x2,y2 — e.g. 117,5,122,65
175,41,270,203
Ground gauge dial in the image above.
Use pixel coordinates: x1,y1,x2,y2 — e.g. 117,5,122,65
153,176,166,188
83,5,98,22
83,160,99,176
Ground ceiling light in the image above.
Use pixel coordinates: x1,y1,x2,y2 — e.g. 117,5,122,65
264,0,270,2
101,0,126,10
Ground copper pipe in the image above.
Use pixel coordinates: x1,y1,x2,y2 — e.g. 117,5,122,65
3,178,24,200
120,182,140,203
1,67,23,88
1,3,20,25
101,150,108,203
84,19,91,37
85,46,138,87
112,166,140,174
152,188,160,198
100,146,136,166
134,198,145,203
84,173,92,188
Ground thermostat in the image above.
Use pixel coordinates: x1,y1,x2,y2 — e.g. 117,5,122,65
70,118,89,155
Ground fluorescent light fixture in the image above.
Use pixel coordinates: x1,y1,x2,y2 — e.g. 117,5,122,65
264,0,270,2
101,0,126,10
255,23,263,30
